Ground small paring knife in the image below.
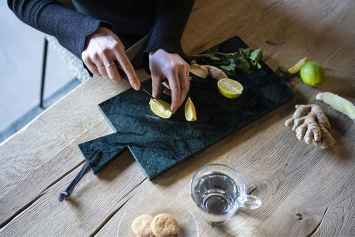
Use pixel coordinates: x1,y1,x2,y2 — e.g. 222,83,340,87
117,67,166,109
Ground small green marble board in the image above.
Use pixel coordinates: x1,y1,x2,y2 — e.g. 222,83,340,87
79,36,295,179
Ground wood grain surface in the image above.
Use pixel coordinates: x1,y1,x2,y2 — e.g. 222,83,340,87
1,0,355,236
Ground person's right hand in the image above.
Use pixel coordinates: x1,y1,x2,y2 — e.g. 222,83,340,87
81,26,140,90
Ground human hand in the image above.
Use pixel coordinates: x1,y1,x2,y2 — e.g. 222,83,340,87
149,49,190,113
81,26,140,90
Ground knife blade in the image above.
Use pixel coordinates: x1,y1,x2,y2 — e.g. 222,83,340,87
118,37,166,109
117,67,153,99
117,67,166,110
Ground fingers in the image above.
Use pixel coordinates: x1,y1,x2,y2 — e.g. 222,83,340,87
81,31,139,89
113,49,140,90
166,61,190,113
152,72,163,99
178,64,190,107
148,49,191,113
85,51,110,78
101,54,123,83
87,61,102,77
163,88,172,96
82,54,102,77
162,80,170,89
166,67,181,113
162,80,172,96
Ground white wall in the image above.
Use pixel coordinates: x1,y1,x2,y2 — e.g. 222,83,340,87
0,1,74,131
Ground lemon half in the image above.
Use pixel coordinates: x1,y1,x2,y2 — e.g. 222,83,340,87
217,78,243,99
149,99,172,119
287,57,307,74
185,97,197,121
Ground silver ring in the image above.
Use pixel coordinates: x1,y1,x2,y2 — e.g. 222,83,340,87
96,65,105,70
187,77,192,81
105,61,115,69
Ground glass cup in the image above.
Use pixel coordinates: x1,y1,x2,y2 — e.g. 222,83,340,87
190,164,261,225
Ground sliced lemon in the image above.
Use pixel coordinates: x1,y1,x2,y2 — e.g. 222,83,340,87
287,57,307,74
217,78,243,99
149,99,172,119
185,97,197,121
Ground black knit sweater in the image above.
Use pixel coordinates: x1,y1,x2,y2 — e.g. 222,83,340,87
7,0,194,67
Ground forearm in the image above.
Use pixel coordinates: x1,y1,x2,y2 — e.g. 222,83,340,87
7,0,106,59
133,0,195,66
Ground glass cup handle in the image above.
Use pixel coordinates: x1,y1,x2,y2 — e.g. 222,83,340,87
241,195,261,209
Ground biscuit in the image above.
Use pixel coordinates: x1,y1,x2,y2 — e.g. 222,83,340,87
151,213,179,237
132,215,155,237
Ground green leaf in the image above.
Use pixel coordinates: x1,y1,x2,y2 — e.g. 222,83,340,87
220,65,236,77
206,53,220,61
220,63,236,72
220,64,236,77
279,66,288,73
206,47,218,54
230,51,242,58
276,66,293,81
239,48,251,57
250,49,265,61
241,59,251,72
203,58,229,65
191,46,265,74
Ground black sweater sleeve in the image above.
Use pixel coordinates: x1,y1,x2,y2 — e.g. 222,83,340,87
132,0,195,67
7,0,108,60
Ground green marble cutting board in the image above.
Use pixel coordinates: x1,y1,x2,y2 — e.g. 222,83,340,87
79,36,295,179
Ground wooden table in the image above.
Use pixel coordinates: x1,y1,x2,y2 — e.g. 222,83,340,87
1,0,355,236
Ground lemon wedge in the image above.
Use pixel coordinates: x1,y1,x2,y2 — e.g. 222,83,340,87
149,99,172,119
287,57,307,74
185,97,197,121
217,78,243,99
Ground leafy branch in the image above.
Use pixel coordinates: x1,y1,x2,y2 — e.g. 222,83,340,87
191,47,265,77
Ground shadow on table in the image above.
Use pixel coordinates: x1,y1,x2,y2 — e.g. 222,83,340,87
95,149,136,181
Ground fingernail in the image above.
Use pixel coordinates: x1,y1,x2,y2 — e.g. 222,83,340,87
134,83,140,90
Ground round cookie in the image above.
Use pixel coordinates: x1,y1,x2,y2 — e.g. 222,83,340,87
132,215,155,237
151,213,179,237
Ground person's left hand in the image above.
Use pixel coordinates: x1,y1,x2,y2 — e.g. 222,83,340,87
149,49,190,113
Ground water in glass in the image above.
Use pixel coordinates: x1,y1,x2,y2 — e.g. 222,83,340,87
194,171,240,217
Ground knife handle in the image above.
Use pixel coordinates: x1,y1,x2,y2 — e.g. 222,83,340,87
117,67,129,82
117,67,149,93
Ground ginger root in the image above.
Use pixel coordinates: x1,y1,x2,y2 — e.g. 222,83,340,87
205,65,228,80
285,104,335,149
189,64,209,78
189,60,228,80
316,92,355,123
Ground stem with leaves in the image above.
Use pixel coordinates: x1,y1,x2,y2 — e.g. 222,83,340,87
191,47,265,77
